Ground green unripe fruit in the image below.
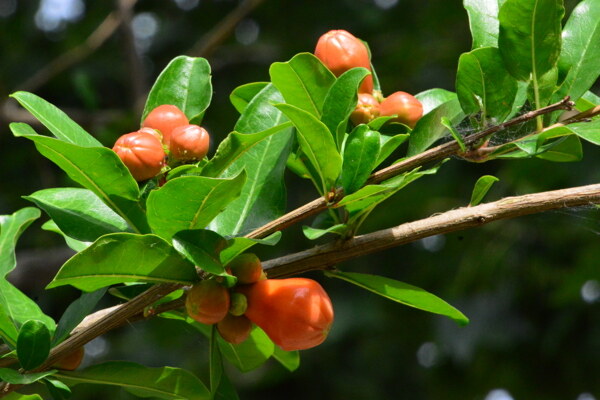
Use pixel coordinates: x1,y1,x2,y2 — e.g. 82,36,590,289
226,253,264,285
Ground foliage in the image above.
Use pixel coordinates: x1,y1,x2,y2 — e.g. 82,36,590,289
1,0,599,399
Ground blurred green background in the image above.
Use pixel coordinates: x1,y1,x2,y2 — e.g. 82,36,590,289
1,1,599,399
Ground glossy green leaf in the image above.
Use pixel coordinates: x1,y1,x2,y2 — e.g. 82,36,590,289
270,52,336,117
276,103,342,194
565,119,600,145
0,281,56,349
341,126,380,194
0,207,40,277
142,56,212,124
0,208,55,348
43,378,72,400
498,0,564,81
374,133,409,167
230,82,269,114
219,232,282,265
320,67,370,146
272,347,300,372
463,0,503,48
415,88,457,115
56,361,210,399
407,98,465,156
24,188,131,242
470,175,500,206
302,224,348,240
536,134,582,162
218,326,274,373
172,229,228,276
0,368,57,385
42,220,90,252
575,91,600,112
17,320,51,370
208,84,294,237
53,289,106,345
527,66,558,108
337,165,443,231
213,370,239,400
11,123,148,234
201,122,292,179
554,0,600,102
10,91,102,147
46,233,197,291
326,271,469,325
456,47,519,122
442,117,466,152
146,173,246,240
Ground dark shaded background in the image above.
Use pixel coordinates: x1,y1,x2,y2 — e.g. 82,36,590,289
1,1,598,399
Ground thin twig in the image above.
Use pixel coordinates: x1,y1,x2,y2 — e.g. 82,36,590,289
189,0,267,58
262,183,600,277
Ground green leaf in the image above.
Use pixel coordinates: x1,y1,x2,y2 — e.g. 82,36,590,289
456,47,519,122
341,126,380,194
415,88,457,115
498,0,564,81
565,119,600,145
442,117,466,152
201,123,292,179
374,133,410,168
536,134,582,162
470,175,500,206
407,98,465,156
11,123,148,234
0,281,56,349
0,207,40,277
302,224,348,240
326,271,469,325
46,233,197,291
53,289,106,345
575,91,600,112
9,91,102,147
146,173,246,240
554,0,600,102
463,0,503,48
172,230,228,276
527,66,558,108
218,326,274,373
229,82,269,114
43,378,72,400
56,361,210,400
272,347,300,372
0,368,57,385
209,326,223,394
24,188,131,242
17,320,51,370
0,209,55,348
142,56,212,124
42,220,90,252
276,103,342,195
208,84,294,237
270,53,336,117
320,67,371,147
219,232,282,265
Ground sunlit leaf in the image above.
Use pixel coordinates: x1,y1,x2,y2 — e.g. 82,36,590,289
142,56,212,124
47,233,197,291
326,271,469,325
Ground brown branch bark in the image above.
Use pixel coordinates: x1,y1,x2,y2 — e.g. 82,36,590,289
263,183,600,277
